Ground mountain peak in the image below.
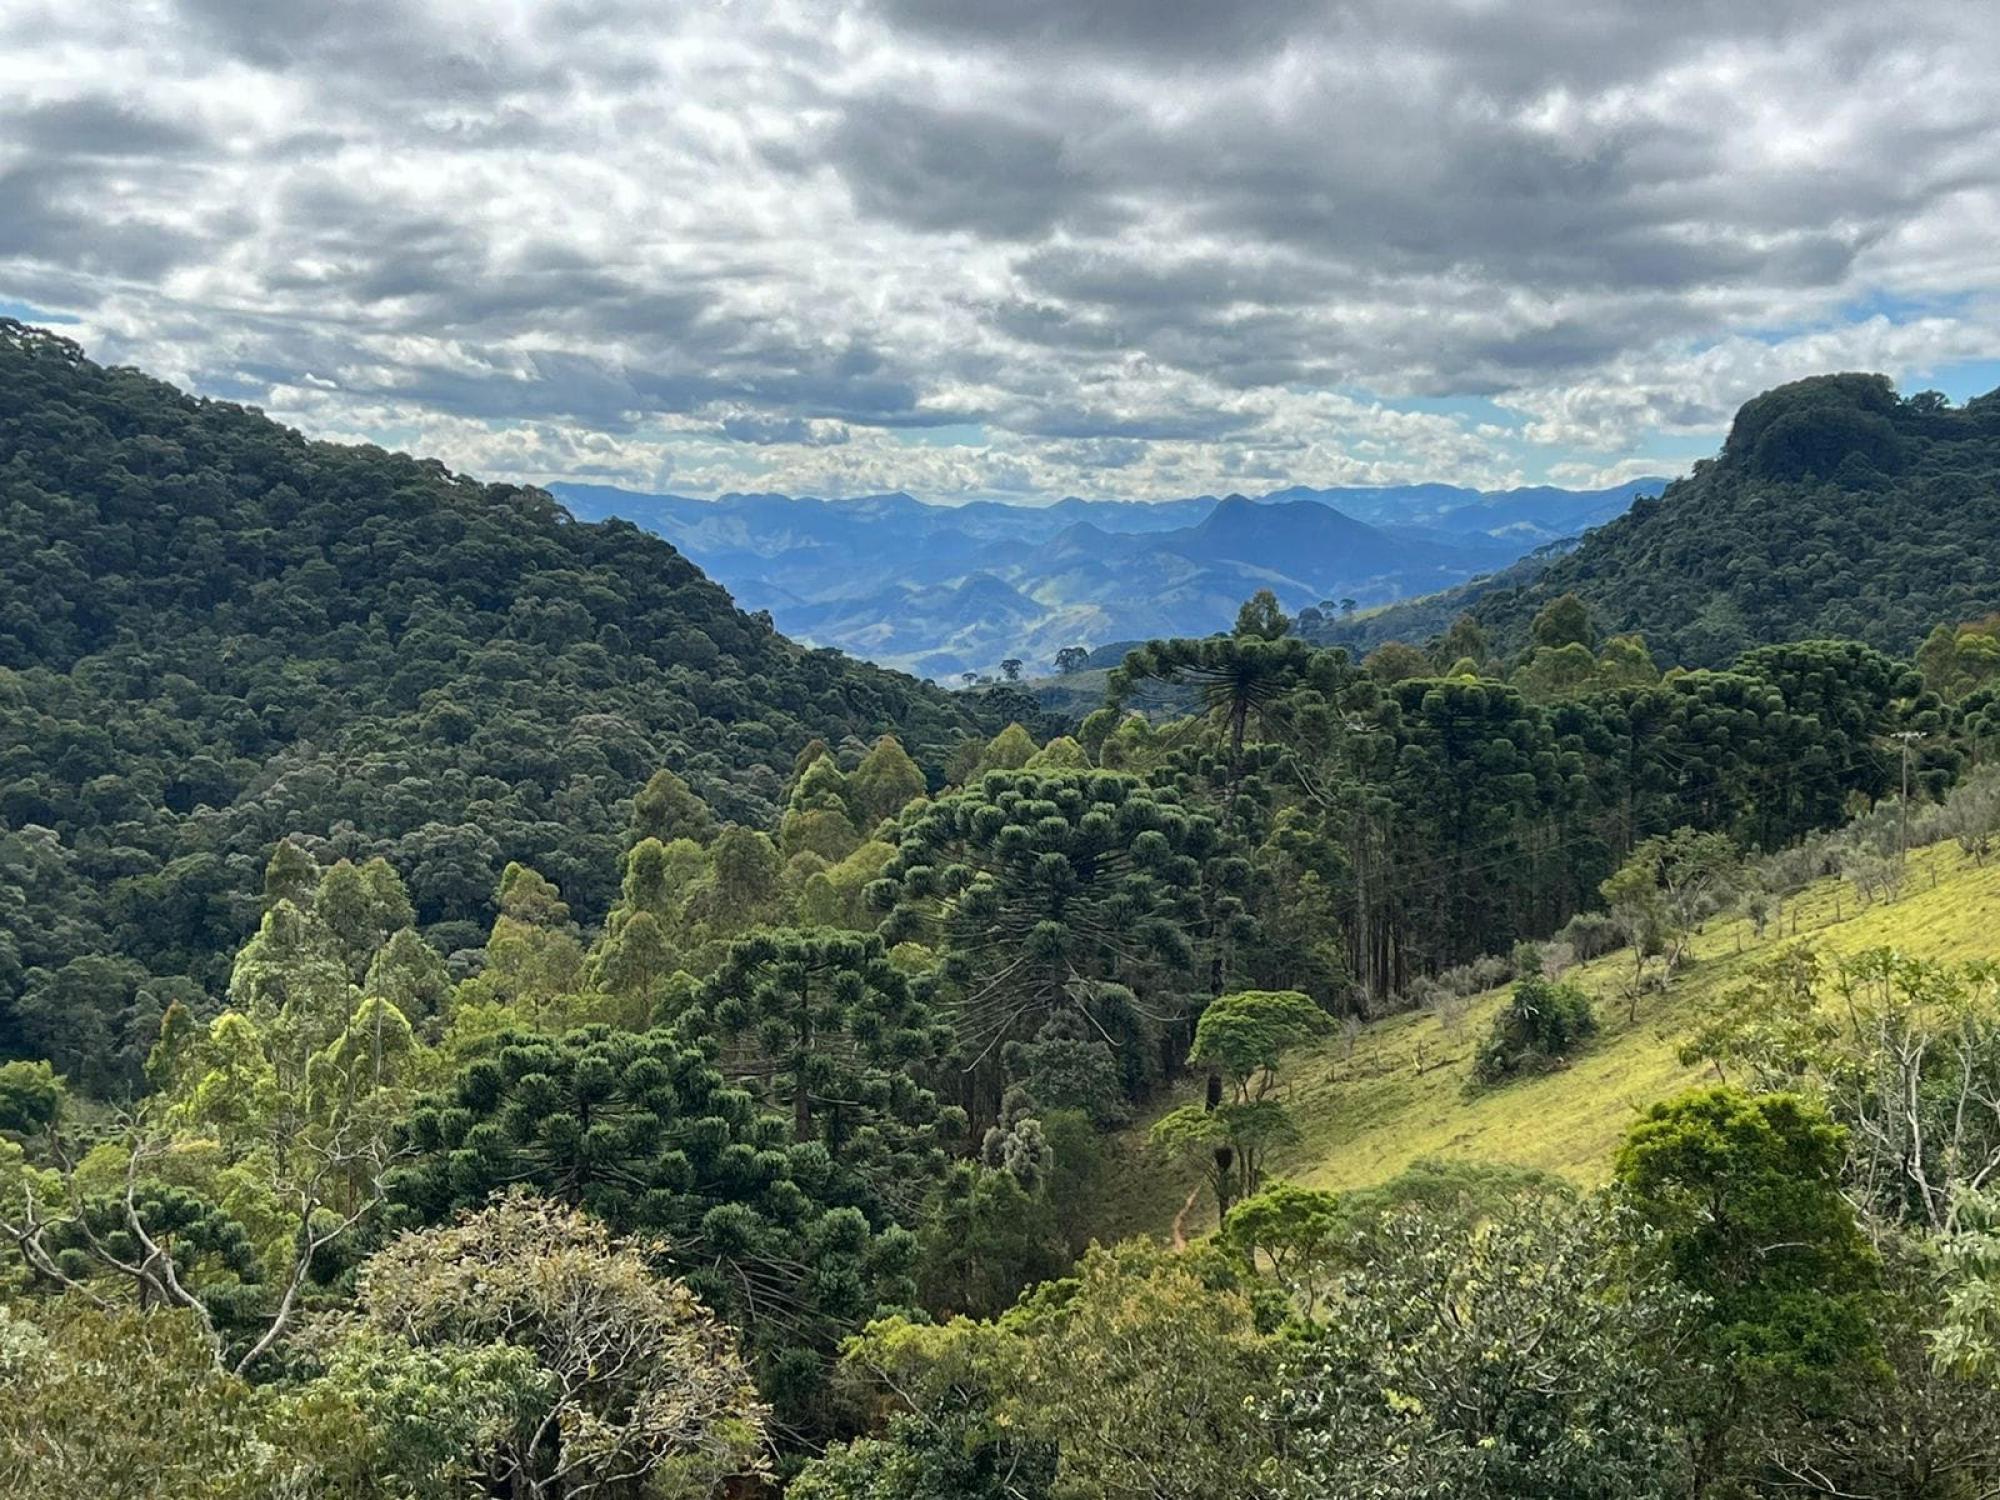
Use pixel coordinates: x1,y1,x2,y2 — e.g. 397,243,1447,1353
549,475,1659,674
1353,375,2000,666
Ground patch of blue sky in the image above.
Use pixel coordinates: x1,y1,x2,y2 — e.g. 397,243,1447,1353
0,297,80,324
891,422,988,447
1905,357,2000,404
1618,434,1709,470
1476,421,1702,487
1727,290,1974,349
1839,288,1976,324
197,371,282,403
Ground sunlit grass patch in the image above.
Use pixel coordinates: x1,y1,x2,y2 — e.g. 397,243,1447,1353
1093,838,2000,1243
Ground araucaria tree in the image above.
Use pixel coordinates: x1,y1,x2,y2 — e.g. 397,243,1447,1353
871,769,1233,1118
694,927,961,1219
1109,601,1321,810
388,1025,919,1429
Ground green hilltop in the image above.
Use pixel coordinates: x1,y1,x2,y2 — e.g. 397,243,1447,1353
1339,373,2000,666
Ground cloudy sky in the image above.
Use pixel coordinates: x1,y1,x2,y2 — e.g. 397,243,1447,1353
4,1,1999,502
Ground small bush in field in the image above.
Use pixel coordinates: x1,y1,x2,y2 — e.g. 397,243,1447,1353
1555,910,1623,962
1472,974,1598,1085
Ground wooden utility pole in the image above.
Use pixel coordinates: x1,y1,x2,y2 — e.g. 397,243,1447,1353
1891,730,1925,864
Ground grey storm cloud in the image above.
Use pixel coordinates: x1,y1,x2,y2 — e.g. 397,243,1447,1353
1,0,1997,496
0,161,214,281
820,97,1103,239
174,0,593,102
5,97,213,157
719,414,850,446
865,0,1335,64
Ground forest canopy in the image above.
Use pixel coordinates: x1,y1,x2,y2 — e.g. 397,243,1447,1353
1327,373,2000,666
0,319,998,1063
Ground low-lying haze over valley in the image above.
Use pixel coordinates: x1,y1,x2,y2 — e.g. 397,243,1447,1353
554,477,1663,677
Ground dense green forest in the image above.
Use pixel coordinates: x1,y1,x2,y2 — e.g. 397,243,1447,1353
1330,373,2000,666
8,332,2000,1497
0,319,1018,1093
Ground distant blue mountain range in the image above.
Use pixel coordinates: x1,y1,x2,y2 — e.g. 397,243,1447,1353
548,479,1667,678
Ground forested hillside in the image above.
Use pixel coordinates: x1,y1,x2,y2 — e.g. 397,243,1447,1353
7,332,2000,1498
1345,374,2000,665
0,320,993,1079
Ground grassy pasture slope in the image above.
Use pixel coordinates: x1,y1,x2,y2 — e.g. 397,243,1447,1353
1093,837,2000,1242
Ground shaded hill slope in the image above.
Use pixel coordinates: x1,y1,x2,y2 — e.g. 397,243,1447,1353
0,320,992,1018
1351,375,2000,665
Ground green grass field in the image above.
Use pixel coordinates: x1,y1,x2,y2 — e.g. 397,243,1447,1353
1089,837,2000,1243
